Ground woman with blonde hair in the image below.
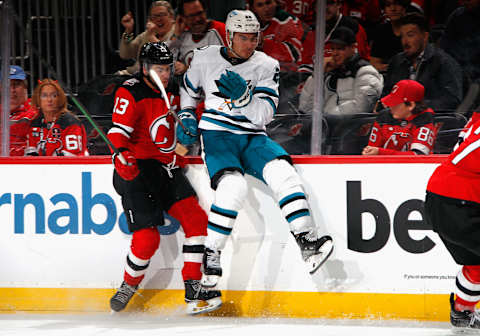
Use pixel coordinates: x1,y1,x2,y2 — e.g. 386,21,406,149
26,79,89,156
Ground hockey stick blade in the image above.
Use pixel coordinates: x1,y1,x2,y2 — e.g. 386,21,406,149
148,69,196,137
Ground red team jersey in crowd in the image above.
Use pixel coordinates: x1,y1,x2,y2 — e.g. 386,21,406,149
26,112,88,156
368,108,436,155
427,113,480,204
107,76,180,166
9,98,38,156
282,0,316,26
260,9,304,67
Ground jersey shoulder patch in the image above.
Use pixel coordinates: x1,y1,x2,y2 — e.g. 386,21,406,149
122,78,140,87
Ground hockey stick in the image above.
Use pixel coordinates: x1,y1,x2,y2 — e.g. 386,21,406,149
148,69,197,137
69,95,127,164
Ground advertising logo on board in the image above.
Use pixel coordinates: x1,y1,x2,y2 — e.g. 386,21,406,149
3,172,180,236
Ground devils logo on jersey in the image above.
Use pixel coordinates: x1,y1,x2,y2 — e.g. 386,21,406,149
150,114,176,154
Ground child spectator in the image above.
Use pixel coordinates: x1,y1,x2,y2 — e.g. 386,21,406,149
363,79,436,155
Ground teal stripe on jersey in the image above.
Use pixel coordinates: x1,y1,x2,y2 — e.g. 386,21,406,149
185,74,201,94
260,96,277,114
205,109,249,122
286,210,310,223
208,222,232,235
279,192,306,208
202,116,265,133
211,204,238,218
254,86,279,97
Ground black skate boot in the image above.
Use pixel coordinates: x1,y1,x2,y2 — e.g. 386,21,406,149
201,247,222,287
294,232,333,274
184,279,222,315
450,293,480,329
110,281,138,312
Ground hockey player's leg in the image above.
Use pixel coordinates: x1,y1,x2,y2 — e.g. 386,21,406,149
263,158,333,274
202,171,247,287
450,266,480,329
169,196,222,314
110,227,160,312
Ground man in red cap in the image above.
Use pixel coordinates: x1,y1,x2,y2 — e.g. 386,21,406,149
362,79,436,155
1,65,38,156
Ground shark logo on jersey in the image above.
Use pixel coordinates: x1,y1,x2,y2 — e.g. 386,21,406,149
212,77,252,111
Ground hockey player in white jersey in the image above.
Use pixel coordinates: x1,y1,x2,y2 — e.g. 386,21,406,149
178,9,334,288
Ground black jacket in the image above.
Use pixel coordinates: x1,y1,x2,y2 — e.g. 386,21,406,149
382,43,463,113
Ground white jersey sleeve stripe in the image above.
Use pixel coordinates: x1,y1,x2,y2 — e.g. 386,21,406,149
206,109,250,122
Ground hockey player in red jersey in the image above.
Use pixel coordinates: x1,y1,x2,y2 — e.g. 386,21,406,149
425,113,480,330
25,79,88,156
362,79,436,155
107,42,221,315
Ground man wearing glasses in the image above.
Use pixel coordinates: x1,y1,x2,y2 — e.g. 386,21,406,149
117,1,176,75
168,0,227,76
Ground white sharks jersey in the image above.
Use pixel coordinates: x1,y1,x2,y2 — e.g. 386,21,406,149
180,45,280,135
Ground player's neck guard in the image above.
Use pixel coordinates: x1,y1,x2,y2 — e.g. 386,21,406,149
220,47,250,66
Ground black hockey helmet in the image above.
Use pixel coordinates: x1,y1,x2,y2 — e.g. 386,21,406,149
139,41,173,67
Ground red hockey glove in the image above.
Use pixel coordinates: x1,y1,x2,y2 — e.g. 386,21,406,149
112,150,139,181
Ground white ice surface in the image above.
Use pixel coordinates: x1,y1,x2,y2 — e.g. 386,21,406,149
0,314,464,336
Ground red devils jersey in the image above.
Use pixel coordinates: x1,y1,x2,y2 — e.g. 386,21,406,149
9,98,38,156
282,0,316,26
368,108,436,155
259,9,303,67
107,76,179,165
427,117,480,204
26,112,88,156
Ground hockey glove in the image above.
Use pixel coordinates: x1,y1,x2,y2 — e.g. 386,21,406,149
177,109,199,145
112,149,139,181
217,70,252,108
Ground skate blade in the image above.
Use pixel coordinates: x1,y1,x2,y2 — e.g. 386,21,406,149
201,274,219,288
186,297,222,315
307,239,334,274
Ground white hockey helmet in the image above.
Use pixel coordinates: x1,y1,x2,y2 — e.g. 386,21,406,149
225,9,260,48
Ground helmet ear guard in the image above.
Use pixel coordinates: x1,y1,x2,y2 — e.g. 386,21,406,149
225,9,260,48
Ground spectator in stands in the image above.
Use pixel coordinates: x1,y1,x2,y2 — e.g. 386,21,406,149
117,1,176,75
369,0,410,73
0,65,38,156
26,79,88,156
298,0,370,74
276,0,316,27
247,0,303,69
382,13,463,113
168,0,226,76
439,0,480,85
299,27,383,115
363,79,436,155
341,0,382,35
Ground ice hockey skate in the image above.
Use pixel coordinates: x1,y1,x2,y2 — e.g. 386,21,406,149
184,279,222,315
110,281,138,312
201,247,222,287
294,232,333,274
450,293,480,330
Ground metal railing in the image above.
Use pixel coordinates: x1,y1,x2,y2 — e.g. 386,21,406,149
9,0,153,94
